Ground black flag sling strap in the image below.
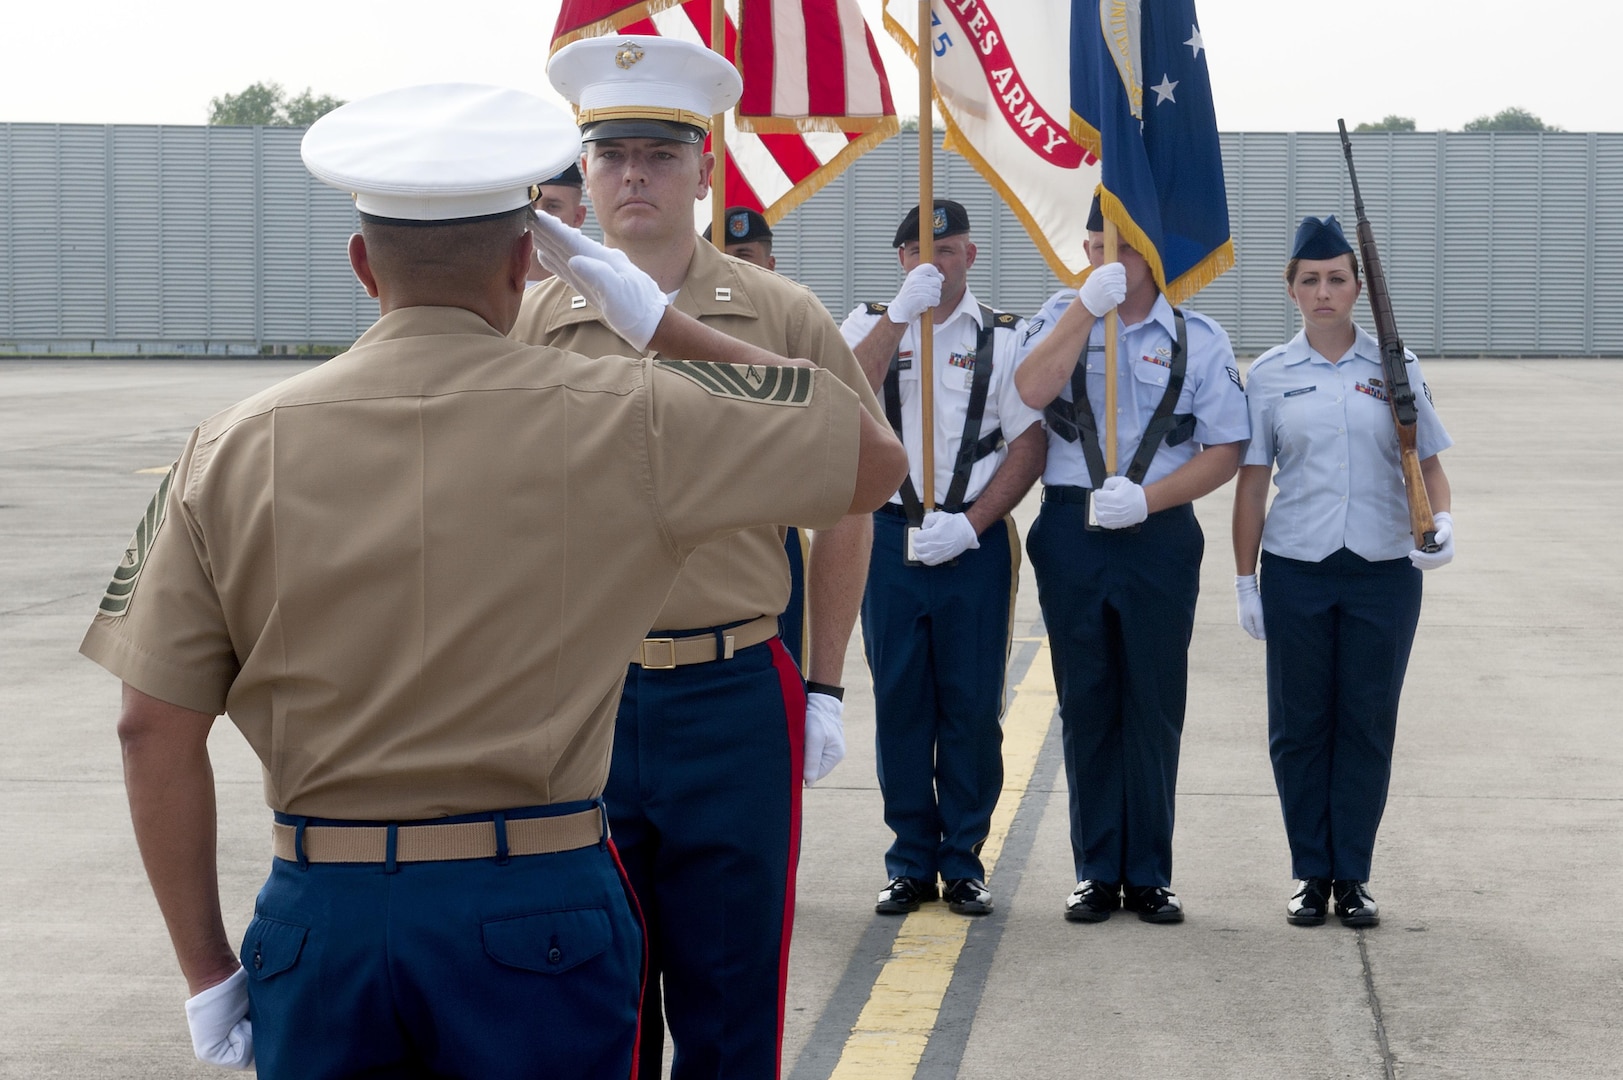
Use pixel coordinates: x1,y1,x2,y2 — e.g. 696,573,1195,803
1043,309,1188,488
876,303,1010,527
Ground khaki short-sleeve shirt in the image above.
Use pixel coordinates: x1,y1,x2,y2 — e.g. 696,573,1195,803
80,306,859,818
511,241,885,630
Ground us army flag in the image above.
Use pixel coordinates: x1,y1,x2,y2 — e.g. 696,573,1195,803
884,0,1101,284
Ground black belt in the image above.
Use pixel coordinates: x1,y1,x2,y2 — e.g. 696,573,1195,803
1041,485,1091,505
1039,485,1139,533
877,500,975,519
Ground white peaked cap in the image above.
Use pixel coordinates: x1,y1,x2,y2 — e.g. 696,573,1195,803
548,35,743,142
301,84,583,222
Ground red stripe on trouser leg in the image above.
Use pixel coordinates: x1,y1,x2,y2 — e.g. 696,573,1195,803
607,836,648,1080
769,636,807,1080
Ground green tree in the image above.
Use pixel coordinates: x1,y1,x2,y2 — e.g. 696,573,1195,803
284,89,346,126
1463,107,1560,132
1353,115,1416,132
208,82,345,126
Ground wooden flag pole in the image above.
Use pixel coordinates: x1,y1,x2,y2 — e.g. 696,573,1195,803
710,0,728,249
917,0,936,510
1103,219,1119,476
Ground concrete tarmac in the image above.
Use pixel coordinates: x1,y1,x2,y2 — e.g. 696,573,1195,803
2,357,1619,1078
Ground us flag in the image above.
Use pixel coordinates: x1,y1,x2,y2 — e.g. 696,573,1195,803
552,0,899,224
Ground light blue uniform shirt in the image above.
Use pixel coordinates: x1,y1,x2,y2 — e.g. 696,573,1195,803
1243,324,1452,563
1020,290,1250,489
841,287,1042,507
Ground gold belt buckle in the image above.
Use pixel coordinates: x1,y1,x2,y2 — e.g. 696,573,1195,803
641,637,678,669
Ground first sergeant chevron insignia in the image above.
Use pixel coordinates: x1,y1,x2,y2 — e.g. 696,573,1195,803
99,463,175,617
657,360,815,407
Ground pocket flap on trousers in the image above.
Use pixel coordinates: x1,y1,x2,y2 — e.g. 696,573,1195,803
483,907,612,976
242,916,309,981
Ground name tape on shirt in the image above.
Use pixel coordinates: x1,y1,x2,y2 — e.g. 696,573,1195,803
99,464,174,617
657,360,815,407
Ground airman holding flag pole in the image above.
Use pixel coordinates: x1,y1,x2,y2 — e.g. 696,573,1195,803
1015,0,1246,924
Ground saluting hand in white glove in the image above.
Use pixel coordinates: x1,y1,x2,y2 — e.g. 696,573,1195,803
530,209,669,352
1091,476,1149,529
804,692,846,785
910,510,980,566
1409,511,1454,570
1235,574,1266,641
887,264,944,324
1078,263,1127,318
184,967,254,1069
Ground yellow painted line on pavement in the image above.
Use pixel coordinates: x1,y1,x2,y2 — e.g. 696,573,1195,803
828,640,1057,1079
135,466,169,474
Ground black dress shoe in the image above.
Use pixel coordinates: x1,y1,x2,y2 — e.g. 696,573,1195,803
1286,877,1331,926
943,877,994,916
1333,880,1379,928
1123,884,1184,923
1063,879,1120,923
875,876,938,914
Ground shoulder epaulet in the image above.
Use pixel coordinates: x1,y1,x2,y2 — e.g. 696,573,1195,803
993,311,1020,329
864,301,889,316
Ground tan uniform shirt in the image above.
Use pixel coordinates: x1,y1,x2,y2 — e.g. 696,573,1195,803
80,306,860,819
511,241,885,630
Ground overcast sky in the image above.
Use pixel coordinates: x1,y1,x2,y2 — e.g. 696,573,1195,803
5,0,1619,133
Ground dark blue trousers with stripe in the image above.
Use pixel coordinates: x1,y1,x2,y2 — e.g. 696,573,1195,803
1027,499,1203,888
606,637,805,1080
1261,547,1423,882
779,527,809,670
861,508,1013,884
243,801,640,1080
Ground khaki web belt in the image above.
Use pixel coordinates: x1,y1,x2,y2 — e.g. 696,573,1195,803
271,806,603,864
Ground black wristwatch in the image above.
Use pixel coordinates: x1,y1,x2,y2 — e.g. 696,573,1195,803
805,681,844,701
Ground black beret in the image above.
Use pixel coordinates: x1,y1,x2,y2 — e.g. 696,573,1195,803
539,162,583,188
702,206,773,244
892,199,971,247
1290,215,1354,261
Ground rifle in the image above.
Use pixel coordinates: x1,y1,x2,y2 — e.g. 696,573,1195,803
1337,119,1439,552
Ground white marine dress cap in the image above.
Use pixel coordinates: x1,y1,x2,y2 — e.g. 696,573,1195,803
301,83,583,222
548,35,743,143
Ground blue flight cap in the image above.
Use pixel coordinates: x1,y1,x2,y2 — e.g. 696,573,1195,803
1086,190,1103,233
1290,215,1354,261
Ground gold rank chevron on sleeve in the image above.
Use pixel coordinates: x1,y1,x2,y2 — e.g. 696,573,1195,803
655,360,816,407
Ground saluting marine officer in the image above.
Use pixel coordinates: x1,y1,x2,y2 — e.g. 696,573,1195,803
701,205,811,668
526,161,588,283
512,36,889,1080
840,199,1046,917
1232,215,1454,928
78,83,906,1079
1015,193,1249,924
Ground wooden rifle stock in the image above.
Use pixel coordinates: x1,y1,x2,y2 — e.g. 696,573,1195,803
1337,119,1438,552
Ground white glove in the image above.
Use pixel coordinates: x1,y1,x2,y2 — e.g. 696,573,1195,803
803,692,846,785
1091,475,1148,529
910,510,980,566
530,209,669,351
1078,262,1127,318
1235,574,1266,641
1409,511,1454,570
184,967,254,1069
886,264,944,324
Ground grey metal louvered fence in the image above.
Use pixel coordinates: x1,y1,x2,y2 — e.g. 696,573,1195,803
4,124,1622,356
